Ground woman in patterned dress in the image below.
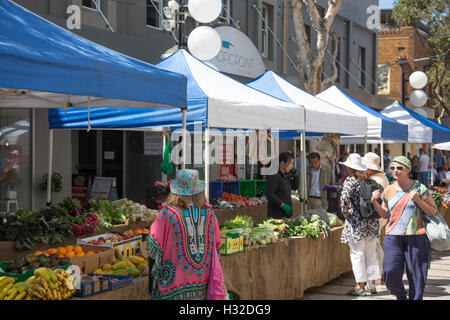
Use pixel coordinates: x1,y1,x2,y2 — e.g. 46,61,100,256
372,156,436,300
146,169,224,300
339,154,381,296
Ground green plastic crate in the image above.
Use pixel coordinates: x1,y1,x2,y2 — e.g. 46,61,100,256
0,262,72,283
239,180,266,198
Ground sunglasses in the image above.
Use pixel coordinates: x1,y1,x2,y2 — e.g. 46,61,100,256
390,166,404,171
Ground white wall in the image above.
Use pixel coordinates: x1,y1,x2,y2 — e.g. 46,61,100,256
33,109,72,209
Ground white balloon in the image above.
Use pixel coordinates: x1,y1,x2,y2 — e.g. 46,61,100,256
409,71,428,89
188,0,222,23
188,26,221,61
409,89,428,107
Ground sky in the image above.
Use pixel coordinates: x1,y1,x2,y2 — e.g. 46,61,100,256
379,0,396,9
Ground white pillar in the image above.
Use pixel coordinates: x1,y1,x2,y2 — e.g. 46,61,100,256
205,127,210,202
46,129,54,206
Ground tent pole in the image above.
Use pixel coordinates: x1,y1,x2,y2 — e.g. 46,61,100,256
364,135,368,154
380,139,384,172
205,127,210,203
162,131,167,182
46,129,54,207
181,108,187,170
300,131,307,214
430,143,434,186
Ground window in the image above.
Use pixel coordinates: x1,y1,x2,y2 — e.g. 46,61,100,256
218,0,232,24
0,109,32,212
147,0,163,29
377,64,390,94
261,3,273,59
358,46,366,88
82,0,99,10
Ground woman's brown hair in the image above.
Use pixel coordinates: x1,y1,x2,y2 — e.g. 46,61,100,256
166,190,207,209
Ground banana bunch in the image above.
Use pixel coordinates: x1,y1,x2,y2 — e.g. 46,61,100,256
0,276,33,300
27,268,76,300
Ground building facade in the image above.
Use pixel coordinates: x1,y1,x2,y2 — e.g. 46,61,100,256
3,0,379,211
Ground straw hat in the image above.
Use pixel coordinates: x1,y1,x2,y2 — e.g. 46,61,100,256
362,152,383,173
339,153,368,171
170,169,206,196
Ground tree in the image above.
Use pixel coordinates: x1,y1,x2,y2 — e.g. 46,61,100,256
392,0,449,119
290,0,342,94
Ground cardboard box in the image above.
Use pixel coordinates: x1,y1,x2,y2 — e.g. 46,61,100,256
220,234,244,255
69,245,113,274
77,233,142,257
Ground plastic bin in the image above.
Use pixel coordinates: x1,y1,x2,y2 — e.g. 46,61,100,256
223,181,239,195
98,274,133,290
239,180,266,198
209,181,223,199
75,274,111,298
0,263,72,283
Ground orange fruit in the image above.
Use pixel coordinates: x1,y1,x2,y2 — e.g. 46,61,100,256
34,251,42,256
66,245,73,251
57,247,67,256
86,251,96,256
74,246,83,253
58,254,65,258
75,251,85,257
44,253,50,257
65,251,75,258
47,248,57,255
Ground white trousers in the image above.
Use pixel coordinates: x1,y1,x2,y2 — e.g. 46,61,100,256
347,234,381,283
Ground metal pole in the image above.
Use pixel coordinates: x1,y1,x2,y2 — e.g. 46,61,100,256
46,129,54,206
181,108,187,170
430,143,434,186
162,131,167,182
205,127,210,203
380,140,384,172
301,131,307,214
364,136,368,154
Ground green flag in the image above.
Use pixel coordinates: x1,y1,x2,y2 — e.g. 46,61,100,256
160,134,173,175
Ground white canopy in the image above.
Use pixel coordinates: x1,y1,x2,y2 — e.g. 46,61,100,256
316,85,409,144
380,101,432,143
433,142,450,151
156,50,306,130
247,71,367,135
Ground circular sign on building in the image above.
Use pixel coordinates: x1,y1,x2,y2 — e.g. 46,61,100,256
205,26,266,79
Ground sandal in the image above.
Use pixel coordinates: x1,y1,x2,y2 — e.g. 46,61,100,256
346,288,367,296
365,287,377,295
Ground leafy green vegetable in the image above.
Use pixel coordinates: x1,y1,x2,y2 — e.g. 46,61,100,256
90,200,127,229
224,215,254,229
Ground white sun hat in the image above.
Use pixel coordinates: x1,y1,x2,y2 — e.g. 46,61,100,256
339,153,368,171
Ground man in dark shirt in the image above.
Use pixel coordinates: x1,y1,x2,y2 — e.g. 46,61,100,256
266,152,295,218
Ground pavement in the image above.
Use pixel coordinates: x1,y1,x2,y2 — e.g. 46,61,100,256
301,250,450,300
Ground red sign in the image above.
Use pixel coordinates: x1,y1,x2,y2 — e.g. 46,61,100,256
72,174,89,204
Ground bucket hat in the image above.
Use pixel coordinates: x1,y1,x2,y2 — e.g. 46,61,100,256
391,156,411,170
339,153,368,171
362,152,383,173
170,169,206,196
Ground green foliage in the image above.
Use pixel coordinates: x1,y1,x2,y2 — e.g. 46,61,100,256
89,200,127,230
223,215,254,230
40,172,63,192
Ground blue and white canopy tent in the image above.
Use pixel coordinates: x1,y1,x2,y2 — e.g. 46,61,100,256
247,71,368,207
381,100,450,185
0,0,188,204
317,85,409,170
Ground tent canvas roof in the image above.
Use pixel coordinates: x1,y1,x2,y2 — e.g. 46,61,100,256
247,71,367,135
316,85,408,143
0,0,187,110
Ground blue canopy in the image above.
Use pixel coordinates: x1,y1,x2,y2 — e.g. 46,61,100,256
0,0,187,118
48,49,306,131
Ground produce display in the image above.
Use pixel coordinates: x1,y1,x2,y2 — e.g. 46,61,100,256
112,198,160,224
92,248,149,278
85,234,135,246
2,252,71,275
124,227,150,237
432,187,449,208
0,267,76,300
282,215,330,240
211,193,265,209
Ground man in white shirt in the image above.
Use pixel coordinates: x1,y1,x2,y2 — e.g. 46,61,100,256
306,153,333,210
418,148,430,187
